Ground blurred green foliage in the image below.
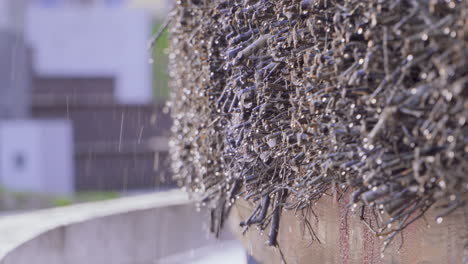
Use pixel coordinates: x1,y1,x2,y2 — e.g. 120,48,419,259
151,22,170,102
52,191,120,207
0,185,120,210
74,191,120,203
53,197,73,207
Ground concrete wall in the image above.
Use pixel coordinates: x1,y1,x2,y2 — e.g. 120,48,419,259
0,0,30,119
0,190,244,264
0,0,28,34
0,30,31,119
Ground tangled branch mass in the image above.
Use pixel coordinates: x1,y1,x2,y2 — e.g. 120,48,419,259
168,0,468,251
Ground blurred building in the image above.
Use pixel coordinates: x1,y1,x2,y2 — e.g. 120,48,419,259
27,0,153,103
0,0,74,196
31,0,172,19
0,0,172,195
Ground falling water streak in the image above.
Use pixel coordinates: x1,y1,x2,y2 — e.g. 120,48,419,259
118,112,124,152
138,126,144,144
66,96,70,119
154,152,160,171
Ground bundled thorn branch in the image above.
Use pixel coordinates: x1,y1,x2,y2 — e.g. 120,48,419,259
167,0,468,252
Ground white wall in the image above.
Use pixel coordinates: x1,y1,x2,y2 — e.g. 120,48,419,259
25,7,153,104
0,120,74,195
0,121,43,192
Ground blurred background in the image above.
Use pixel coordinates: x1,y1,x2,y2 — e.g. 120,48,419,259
0,0,174,210
0,1,249,263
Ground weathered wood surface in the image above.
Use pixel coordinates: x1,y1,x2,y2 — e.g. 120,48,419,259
229,194,467,264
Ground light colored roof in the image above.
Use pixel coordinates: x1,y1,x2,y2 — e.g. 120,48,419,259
128,0,171,17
